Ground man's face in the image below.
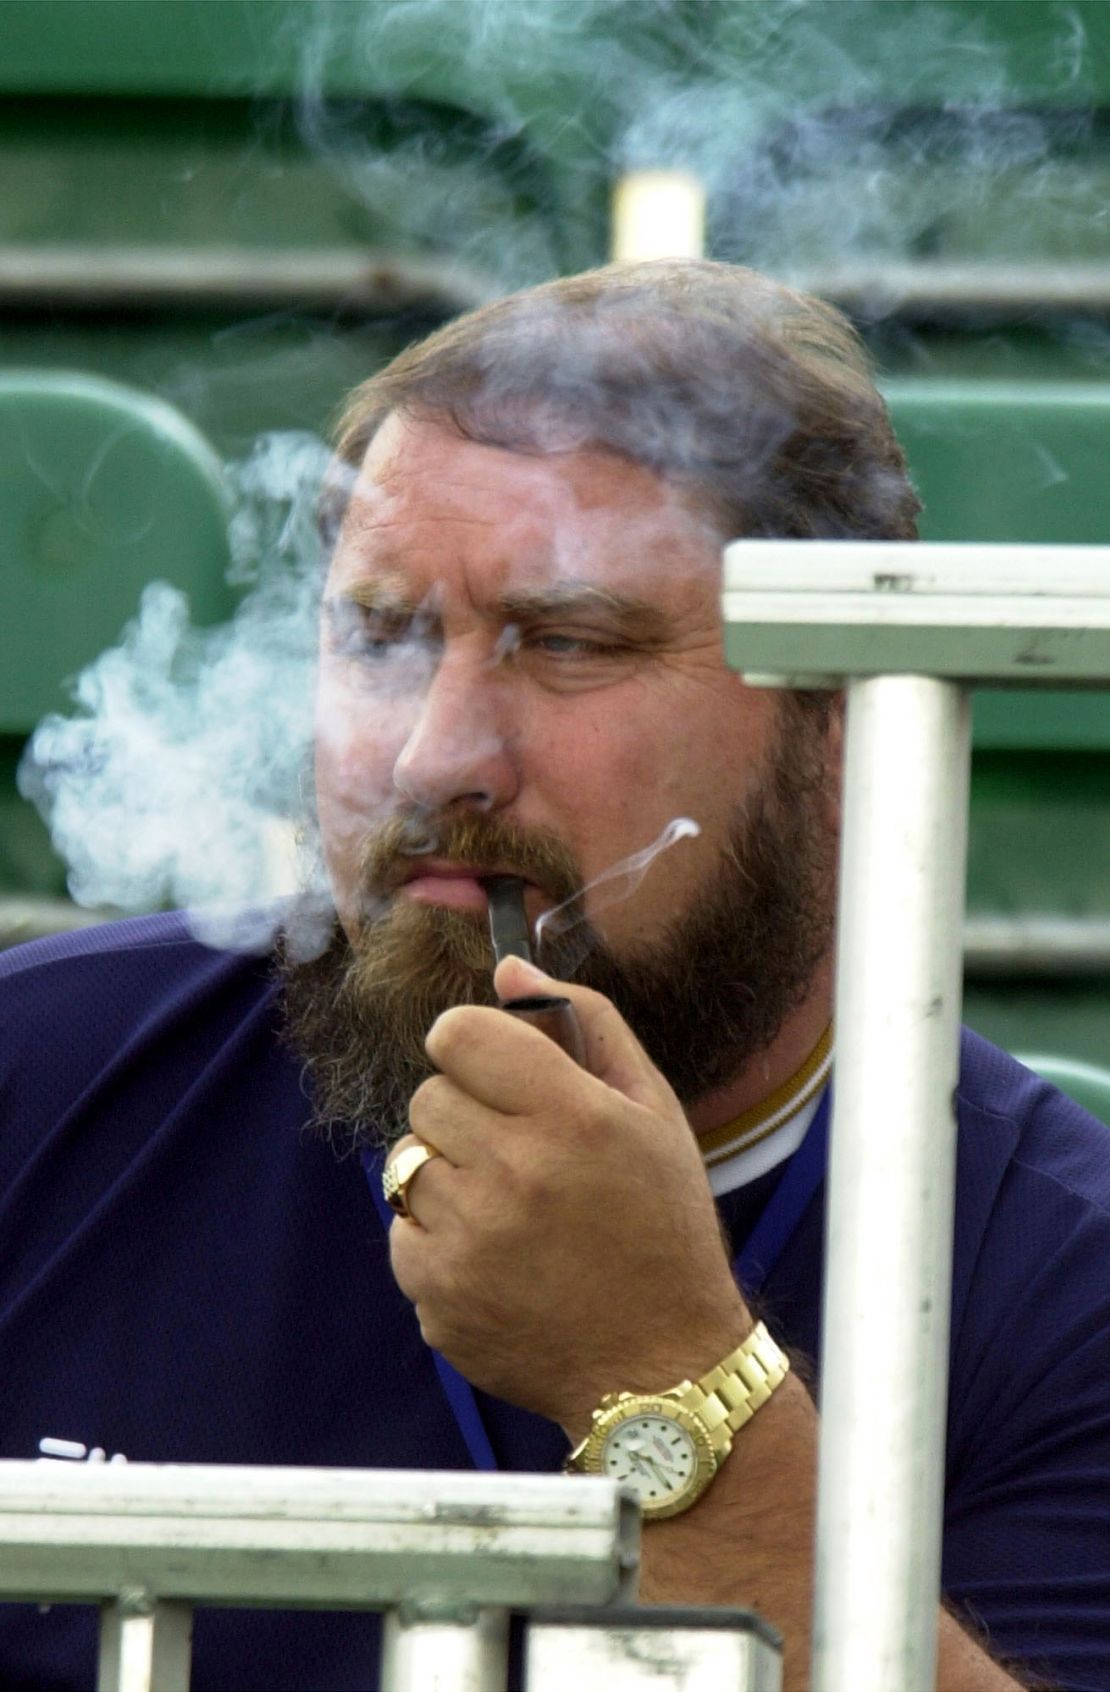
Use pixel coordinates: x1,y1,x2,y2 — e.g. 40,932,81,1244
293,411,839,1143
317,412,798,940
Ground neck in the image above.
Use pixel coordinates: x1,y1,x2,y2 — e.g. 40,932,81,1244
686,954,835,1138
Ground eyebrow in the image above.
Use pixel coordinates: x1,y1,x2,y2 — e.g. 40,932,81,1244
327,580,430,615
325,579,670,644
498,584,669,643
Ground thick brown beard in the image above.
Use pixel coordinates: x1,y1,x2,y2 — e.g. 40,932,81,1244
278,711,837,1152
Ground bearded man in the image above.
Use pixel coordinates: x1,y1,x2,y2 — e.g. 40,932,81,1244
1,261,1108,1692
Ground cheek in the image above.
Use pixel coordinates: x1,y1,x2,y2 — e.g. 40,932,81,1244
313,671,421,856
560,715,691,825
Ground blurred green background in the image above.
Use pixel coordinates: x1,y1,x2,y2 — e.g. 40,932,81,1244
0,0,1107,1076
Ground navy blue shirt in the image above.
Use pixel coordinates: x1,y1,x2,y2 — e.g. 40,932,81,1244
2,914,1109,1689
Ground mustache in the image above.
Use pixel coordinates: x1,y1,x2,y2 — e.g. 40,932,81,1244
355,809,584,912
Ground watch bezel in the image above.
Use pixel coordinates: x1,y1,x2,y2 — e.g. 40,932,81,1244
583,1394,718,1521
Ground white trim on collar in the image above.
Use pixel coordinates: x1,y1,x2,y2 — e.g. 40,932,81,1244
707,1086,826,1198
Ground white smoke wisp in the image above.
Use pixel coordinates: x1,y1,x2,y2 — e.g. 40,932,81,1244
18,432,338,956
610,4,1101,289
287,0,610,294
535,815,700,975
283,0,1105,303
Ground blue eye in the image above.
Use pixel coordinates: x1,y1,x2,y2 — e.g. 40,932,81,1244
532,632,611,657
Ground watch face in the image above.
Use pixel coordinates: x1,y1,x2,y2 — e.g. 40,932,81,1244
600,1412,699,1508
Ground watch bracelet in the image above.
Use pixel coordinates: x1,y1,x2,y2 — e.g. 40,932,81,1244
563,1321,791,1475
682,1321,790,1443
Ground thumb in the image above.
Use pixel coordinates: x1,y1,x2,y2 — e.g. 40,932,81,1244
494,956,671,1107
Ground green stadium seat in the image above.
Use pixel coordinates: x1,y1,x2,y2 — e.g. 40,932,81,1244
883,380,1110,751
0,370,233,732
1017,1053,1110,1128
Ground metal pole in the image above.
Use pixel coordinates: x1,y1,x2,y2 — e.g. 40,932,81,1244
812,675,971,1692
381,1606,509,1692
97,1594,192,1692
526,1607,782,1691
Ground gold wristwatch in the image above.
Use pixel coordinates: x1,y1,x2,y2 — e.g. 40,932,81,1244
564,1321,790,1520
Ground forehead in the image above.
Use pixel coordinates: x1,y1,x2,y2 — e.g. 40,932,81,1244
327,412,721,606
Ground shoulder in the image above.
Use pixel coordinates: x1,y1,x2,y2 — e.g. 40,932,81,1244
0,906,284,995
0,910,290,1175
946,1034,1110,1683
956,1025,1110,1218
950,1028,1110,1454
950,1027,1110,1436
0,909,271,1043
1,909,219,983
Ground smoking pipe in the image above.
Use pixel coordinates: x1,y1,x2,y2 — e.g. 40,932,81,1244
484,876,585,1066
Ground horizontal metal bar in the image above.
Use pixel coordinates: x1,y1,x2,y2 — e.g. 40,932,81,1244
963,915,1110,978
8,251,1109,320
793,261,1110,315
0,897,114,951
0,1463,638,1610
7,902,1109,978
725,542,1110,599
722,542,1110,684
0,244,490,316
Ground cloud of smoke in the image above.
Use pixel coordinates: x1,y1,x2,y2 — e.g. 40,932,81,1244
285,0,1106,293
19,432,334,951
17,0,1108,951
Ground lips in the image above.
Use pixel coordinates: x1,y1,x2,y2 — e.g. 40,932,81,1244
396,859,532,913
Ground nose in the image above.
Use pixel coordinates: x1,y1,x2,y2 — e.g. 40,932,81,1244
392,649,519,814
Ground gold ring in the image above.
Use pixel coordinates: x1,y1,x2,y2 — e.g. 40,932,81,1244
382,1141,443,1219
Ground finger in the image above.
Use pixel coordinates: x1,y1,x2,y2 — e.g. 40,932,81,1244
493,955,671,1105
385,1129,456,1169
383,1131,453,1227
423,1003,572,1116
424,966,670,1120
407,1075,497,1165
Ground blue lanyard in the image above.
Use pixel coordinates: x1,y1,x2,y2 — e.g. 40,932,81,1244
362,1086,830,1473
363,1148,499,1471
735,1087,830,1296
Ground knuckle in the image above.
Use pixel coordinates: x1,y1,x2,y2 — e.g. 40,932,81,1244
426,1003,491,1063
559,1089,608,1148
480,1150,551,1227
388,1220,421,1293
416,1306,450,1354
408,1075,444,1129
569,981,610,1019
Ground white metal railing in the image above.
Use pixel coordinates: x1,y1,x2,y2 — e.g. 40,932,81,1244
723,539,1110,1692
0,1461,781,1691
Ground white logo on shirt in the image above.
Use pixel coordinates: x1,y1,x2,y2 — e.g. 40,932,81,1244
36,1436,128,1465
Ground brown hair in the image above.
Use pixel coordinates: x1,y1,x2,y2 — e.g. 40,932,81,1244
332,258,920,544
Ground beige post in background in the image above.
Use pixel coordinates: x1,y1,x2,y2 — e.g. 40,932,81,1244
611,170,706,261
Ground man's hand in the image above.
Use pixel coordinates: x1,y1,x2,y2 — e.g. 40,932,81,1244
387,954,749,1433
387,956,1025,1692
